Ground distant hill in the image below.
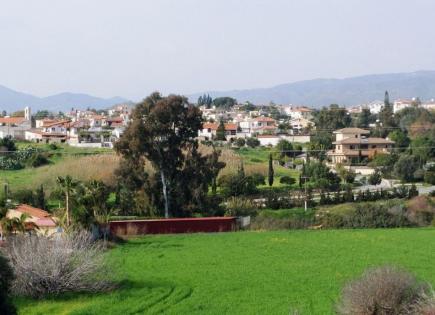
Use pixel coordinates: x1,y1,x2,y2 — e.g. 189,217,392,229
189,71,435,107
0,85,130,113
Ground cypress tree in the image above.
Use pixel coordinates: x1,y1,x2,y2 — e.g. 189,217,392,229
268,153,274,187
34,184,45,210
215,120,226,141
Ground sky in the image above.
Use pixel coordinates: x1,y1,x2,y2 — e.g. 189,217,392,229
1,0,435,101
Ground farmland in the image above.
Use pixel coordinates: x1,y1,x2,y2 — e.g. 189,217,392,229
16,228,435,315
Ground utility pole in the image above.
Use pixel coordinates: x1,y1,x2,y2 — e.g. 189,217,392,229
301,176,310,212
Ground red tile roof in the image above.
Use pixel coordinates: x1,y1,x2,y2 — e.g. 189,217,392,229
0,117,26,124
203,123,237,131
14,204,51,219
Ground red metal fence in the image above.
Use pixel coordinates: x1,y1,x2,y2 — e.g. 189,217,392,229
109,217,237,235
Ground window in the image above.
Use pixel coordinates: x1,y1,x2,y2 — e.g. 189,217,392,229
372,145,376,149
355,135,358,138
350,145,354,149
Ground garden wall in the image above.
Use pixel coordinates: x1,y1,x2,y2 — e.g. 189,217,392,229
109,217,237,235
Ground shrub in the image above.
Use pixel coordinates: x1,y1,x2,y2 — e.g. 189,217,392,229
250,216,310,230
224,197,258,217
218,173,258,197
48,143,58,150
234,138,245,147
336,266,430,315
280,176,296,186
27,153,50,167
251,173,266,186
406,196,435,226
368,169,382,186
246,137,260,148
4,230,112,298
0,254,16,315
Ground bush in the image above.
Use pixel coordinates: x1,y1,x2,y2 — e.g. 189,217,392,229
48,143,58,150
234,138,245,147
279,176,296,186
368,169,382,186
250,215,313,231
337,266,430,315
27,153,50,167
218,173,258,197
223,197,258,217
4,230,112,298
246,137,260,148
406,196,435,226
251,173,266,186
0,254,16,315
317,200,411,229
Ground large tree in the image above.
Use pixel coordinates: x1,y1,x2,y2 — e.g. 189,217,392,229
115,93,213,218
314,104,352,131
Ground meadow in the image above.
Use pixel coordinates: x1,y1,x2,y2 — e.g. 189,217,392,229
1,145,299,194
16,228,435,315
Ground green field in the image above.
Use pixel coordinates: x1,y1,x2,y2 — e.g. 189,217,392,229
16,228,435,314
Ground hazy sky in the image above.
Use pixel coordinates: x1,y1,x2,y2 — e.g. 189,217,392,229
1,0,435,100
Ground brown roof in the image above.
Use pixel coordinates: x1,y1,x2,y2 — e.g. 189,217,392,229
253,116,276,122
0,117,26,124
43,120,70,128
334,137,395,145
203,123,237,131
14,204,51,219
333,128,370,134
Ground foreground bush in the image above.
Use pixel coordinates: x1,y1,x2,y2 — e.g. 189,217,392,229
0,254,16,315
4,230,112,298
336,266,431,315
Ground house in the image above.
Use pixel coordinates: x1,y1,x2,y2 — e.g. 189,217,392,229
282,106,313,120
327,128,395,164
250,116,277,134
289,117,313,134
1,204,58,237
25,120,70,143
198,122,237,140
0,107,32,139
393,99,415,113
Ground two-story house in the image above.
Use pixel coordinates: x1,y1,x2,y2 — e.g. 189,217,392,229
327,128,395,164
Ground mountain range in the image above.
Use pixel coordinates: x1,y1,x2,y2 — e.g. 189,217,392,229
0,85,129,113
189,70,435,107
2,70,435,113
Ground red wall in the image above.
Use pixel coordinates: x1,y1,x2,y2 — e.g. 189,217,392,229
109,217,237,235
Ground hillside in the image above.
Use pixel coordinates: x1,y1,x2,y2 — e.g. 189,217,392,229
0,85,129,112
189,70,435,107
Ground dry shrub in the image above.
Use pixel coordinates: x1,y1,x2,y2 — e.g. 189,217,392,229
337,266,430,315
224,196,258,216
31,154,120,192
406,196,435,226
410,291,435,315
3,230,112,298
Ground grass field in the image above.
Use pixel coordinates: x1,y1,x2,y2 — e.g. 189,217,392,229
16,228,435,314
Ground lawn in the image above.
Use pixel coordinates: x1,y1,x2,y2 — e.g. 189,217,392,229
16,228,435,314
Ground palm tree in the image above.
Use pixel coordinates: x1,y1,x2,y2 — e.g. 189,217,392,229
0,214,30,236
84,180,110,222
57,175,78,227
